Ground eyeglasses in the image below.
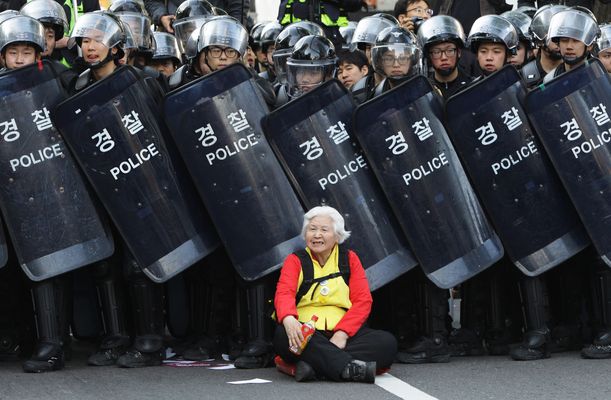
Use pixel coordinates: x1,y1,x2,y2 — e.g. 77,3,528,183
429,48,457,59
381,55,411,66
207,46,238,59
406,7,434,16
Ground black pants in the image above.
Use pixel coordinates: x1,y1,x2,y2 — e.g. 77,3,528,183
273,325,397,381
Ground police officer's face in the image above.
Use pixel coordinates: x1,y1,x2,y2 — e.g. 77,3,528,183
266,44,275,66
305,215,338,258
4,44,38,69
507,42,531,68
296,68,325,93
338,62,368,89
598,49,611,73
558,37,588,63
81,37,114,64
150,58,176,77
245,46,256,68
429,42,459,72
477,43,506,73
381,50,411,78
205,45,239,71
42,27,55,57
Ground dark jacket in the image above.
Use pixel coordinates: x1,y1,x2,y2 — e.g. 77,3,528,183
431,66,474,99
144,0,250,25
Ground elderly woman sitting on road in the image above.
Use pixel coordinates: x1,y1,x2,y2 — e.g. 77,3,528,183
273,206,397,383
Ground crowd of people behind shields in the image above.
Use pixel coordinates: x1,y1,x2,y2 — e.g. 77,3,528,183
0,0,607,387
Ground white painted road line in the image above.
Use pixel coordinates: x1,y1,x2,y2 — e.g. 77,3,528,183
375,373,439,400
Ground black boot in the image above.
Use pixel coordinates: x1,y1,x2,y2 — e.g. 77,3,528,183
117,256,165,368
183,262,217,361
485,267,518,355
341,360,376,383
582,259,611,359
510,276,551,361
89,259,130,366
397,279,450,363
23,279,66,373
234,281,274,369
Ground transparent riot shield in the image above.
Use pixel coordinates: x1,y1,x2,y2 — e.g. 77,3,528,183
445,65,589,275
0,60,114,281
525,60,611,267
262,80,418,290
52,66,219,282
354,76,504,288
163,63,305,281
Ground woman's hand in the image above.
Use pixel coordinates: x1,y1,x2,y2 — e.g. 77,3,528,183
330,330,349,349
283,315,304,350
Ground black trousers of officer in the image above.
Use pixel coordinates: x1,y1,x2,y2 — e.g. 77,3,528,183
273,325,397,381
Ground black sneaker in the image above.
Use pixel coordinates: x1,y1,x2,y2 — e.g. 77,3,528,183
22,342,64,373
341,360,376,383
117,349,163,368
581,330,611,359
448,329,486,357
396,336,450,364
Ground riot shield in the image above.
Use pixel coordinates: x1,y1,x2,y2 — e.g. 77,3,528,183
353,76,503,288
525,60,611,267
445,65,590,275
0,61,114,281
163,64,305,281
52,66,219,283
262,80,418,290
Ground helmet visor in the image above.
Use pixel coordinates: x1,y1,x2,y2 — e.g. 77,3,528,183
286,58,336,98
68,13,124,49
371,44,421,78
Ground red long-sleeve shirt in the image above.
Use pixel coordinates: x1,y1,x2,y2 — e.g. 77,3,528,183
274,249,372,337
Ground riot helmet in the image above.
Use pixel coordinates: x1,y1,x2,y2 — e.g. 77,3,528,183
259,21,282,54
290,20,325,37
213,7,228,16
529,5,569,45
286,35,337,98
501,11,532,48
0,15,46,56
152,32,181,65
173,0,215,54
20,0,69,41
250,20,271,52
68,11,126,66
115,12,153,56
467,14,519,55
417,15,465,53
371,26,421,82
198,16,248,56
273,24,310,85
548,9,600,47
339,21,357,50
108,0,147,15
0,10,19,25
350,14,397,52
371,13,400,26
597,23,611,53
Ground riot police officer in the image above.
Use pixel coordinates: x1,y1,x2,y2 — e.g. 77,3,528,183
520,5,568,88
501,10,534,70
148,32,182,77
417,15,473,99
370,26,422,95
68,12,166,368
285,34,337,99
596,23,611,73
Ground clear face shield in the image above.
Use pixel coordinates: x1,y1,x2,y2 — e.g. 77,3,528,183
350,17,396,51
68,13,124,50
198,18,248,57
117,13,152,51
372,43,421,80
272,48,291,85
20,0,68,40
0,16,46,54
152,32,181,62
173,16,209,54
547,11,600,47
286,58,337,98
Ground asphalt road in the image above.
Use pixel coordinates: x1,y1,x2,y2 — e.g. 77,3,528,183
0,342,609,400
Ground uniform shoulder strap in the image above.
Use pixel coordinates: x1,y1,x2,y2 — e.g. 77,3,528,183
294,249,314,303
338,245,351,286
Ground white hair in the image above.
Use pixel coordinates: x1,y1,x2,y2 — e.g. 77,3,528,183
301,206,351,244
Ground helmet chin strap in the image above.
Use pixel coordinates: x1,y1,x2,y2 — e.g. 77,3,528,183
563,50,588,66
